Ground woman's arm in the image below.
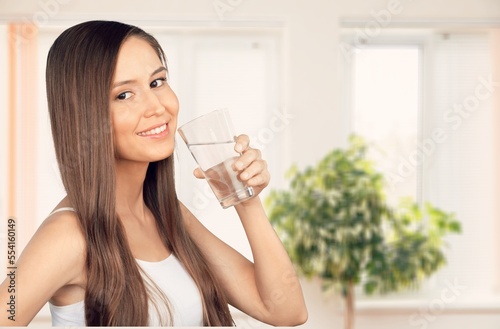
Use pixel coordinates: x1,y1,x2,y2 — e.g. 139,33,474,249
0,211,85,326
183,135,307,326
235,196,308,324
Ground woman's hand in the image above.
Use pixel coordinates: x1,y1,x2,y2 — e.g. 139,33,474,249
193,134,270,198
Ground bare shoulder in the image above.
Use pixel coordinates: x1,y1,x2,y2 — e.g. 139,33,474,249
39,209,85,249
0,208,87,325
19,208,86,284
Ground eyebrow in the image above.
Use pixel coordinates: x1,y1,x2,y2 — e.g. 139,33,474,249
112,66,167,88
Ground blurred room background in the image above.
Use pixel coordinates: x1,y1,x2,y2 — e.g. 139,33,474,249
0,0,499,328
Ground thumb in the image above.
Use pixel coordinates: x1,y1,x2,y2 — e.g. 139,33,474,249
193,167,205,179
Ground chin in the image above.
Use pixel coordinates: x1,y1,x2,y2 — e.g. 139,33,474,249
150,147,175,162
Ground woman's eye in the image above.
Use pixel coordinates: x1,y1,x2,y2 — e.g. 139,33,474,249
117,92,132,100
150,78,166,89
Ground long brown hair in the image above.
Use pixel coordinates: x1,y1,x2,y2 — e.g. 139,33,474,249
46,20,233,326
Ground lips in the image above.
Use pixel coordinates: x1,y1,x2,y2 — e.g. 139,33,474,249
137,123,167,136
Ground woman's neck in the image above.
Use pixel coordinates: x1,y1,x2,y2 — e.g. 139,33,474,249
114,159,149,221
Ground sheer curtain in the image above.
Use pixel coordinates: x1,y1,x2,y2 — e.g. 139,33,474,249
1,23,40,257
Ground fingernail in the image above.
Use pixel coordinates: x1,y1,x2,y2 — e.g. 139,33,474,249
241,172,249,179
235,161,243,169
235,144,243,152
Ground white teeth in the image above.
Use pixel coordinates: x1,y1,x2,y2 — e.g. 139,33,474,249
138,124,167,136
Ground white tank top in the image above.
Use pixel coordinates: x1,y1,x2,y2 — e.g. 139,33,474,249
47,208,203,326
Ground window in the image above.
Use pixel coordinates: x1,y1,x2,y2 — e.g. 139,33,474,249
350,46,421,205
341,29,498,303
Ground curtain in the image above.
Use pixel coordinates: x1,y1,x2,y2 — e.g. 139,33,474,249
7,23,39,253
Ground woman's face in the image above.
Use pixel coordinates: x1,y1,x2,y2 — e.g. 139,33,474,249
110,36,178,164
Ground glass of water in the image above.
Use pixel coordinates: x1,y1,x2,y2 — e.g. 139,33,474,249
178,109,254,208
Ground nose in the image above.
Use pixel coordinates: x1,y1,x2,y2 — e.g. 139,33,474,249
143,90,165,117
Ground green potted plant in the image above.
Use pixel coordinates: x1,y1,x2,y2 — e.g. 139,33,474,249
265,135,461,329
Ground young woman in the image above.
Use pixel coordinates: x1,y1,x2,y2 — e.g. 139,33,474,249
0,21,307,326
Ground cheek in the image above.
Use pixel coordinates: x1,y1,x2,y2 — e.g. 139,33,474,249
111,105,138,133
162,88,180,116
111,110,137,150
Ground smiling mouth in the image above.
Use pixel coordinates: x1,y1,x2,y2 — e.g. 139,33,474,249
137,123,167,136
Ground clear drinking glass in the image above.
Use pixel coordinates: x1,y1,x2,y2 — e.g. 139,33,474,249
178,109,254,208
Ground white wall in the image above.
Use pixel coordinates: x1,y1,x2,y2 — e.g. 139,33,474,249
1,0,500,328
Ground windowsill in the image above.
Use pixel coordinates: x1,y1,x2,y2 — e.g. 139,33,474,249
354,297,500,313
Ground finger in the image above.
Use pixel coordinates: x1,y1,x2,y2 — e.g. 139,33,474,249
238,159,267,182
233,148,262,171
193,167,205,179
234,134,250,153
247,171,270,187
